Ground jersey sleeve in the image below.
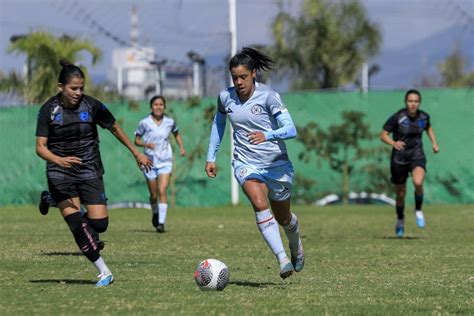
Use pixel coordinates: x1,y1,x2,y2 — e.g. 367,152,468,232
171,120,179,133
425,114,431,130
135,120,146,137
217,96,226,115
383,113,398,133
93,102,116,129
35,104,51,137
266,90,287,117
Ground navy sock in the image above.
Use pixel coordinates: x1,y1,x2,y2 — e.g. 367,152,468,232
396,205,405,220
415,193,423,210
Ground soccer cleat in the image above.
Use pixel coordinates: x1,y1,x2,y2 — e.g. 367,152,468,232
414,210,425,228
291,241,305,272
156,224,165,233
395,219,404,238
152,213,158,228
39,191,53,215
279,261,294,279
95,273,114,287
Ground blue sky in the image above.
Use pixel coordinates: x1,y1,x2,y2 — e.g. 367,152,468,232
0,0,472,89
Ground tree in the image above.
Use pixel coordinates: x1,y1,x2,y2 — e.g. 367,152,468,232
297,111,389,204
438,45,474,88
6,31,101,103
270,0,381,90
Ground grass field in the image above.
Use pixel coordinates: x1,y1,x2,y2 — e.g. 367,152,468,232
0,204,472,315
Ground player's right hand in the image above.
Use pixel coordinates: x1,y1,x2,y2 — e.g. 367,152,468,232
205,162,217,178
56,156,82,168
136,153,153,172
393,141,406,151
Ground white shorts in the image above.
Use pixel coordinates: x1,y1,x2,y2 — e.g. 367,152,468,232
233,161,294,201
143,165,172,180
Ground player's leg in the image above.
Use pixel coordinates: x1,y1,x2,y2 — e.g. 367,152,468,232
391,162,408,237
412,165,426,228
267,162,304,272
79,178,113,286
241,178,293,279
156,167,172,233
39,190,56,215
146,178,159,228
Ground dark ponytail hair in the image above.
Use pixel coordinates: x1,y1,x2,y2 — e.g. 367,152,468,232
58,59,85,84
149,95,166,108
404,89,422,102
229,47,274,72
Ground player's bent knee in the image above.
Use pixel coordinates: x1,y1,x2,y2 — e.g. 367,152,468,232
88,217,109,233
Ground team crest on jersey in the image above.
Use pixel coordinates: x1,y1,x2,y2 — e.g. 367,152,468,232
80,111,89,121
251,105,263,115
226,107,233,114
418,120,425,128
54,113,62,121
239,168,248,177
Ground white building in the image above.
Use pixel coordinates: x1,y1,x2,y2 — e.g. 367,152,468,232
111,47,157,101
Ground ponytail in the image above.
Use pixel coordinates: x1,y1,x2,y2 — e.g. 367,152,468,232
229,47,274,72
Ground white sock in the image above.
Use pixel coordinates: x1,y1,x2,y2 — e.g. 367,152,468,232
158,203,168,224
151,203,158,214
283,213,300,258
93,256,111,275
415,210,424,219
255,209,287,264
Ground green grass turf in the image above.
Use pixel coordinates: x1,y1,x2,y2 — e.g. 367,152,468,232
0,204,472,315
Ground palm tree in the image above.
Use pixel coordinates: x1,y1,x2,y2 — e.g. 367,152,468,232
7,31,102,103
271,0,381,90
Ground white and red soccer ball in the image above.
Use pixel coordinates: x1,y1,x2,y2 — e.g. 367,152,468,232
194,259,230,291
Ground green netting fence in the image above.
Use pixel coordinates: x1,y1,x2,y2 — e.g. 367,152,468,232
1,88,473,206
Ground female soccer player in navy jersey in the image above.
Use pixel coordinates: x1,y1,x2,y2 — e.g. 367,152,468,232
134,95,186,233
205,47,304,279
380,89,440,237
35,60,152,287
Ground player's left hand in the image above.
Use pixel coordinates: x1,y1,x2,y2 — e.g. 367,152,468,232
136,153,152,172
180,148,187,157
433,144,440,154
248,131,266,145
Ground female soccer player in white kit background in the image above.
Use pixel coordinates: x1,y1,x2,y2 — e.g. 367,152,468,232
135,95,186,233
205,47,304,279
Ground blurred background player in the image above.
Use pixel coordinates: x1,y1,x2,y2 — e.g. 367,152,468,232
134,95,186,233
205,47,304,279
380,89,440,237
35,60,151,287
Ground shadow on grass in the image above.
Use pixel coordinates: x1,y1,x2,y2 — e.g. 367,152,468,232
41,251,83,256
129,229,159,233
30,279,96,285
229,280,279,288
380,236,422,240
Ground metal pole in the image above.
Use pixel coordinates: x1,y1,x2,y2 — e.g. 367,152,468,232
361,62,369,93
229,0,239,205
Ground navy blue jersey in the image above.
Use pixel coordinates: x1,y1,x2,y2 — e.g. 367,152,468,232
36,94,116,180
383,108,431,164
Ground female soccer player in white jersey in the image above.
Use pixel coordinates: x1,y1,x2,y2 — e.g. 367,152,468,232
135,95,186,233
205,47,304,279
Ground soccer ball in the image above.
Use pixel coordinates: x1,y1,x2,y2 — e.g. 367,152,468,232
194,259,230,291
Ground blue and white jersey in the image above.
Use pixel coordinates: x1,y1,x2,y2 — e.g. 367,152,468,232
135,115,178,168
210,82,294,168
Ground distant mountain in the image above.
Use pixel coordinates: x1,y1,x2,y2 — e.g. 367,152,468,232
370,25,474,90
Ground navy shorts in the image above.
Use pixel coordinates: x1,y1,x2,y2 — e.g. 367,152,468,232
390,160,426,185
47,177,108,205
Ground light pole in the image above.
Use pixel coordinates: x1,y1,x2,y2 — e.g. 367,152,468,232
150,59,167,95
187,51,206,97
